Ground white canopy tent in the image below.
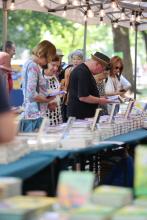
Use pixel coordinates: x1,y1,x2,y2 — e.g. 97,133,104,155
1,0,147,39
1,0,147,60
0,0,147,98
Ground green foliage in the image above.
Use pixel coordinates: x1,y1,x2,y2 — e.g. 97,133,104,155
129,29,147,64
0,9,146,63
85,24,113,57
0,9,114,60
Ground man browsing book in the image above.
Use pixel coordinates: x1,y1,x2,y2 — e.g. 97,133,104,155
67,52,113,119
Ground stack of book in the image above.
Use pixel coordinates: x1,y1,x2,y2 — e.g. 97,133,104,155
69,204,114,220
0,139,29,164
91,186,132,208
134,196,147,207
57,171,94,209
0,177,22,200
0,196,56,220
112,205,147,220
135,146,147,197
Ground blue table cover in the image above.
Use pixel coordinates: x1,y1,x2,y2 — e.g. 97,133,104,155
0,152,55,179
0,128,146,179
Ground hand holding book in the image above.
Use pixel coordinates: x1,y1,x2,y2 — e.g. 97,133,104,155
47,90,67,98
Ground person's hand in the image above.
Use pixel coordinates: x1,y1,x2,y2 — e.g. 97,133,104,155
116,90,126,96
98,97,111,105
48,102,57,111
60,79,65,90
124,97,134,102
47,96,56,102
0,112,16,143
119,91,125,96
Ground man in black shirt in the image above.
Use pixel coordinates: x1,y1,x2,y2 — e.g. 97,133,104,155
67,52,111,119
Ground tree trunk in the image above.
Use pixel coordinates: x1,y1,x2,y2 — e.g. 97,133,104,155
142,31,147,62
112,26,134,90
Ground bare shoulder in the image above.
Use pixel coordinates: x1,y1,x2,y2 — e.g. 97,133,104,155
65,67,72,77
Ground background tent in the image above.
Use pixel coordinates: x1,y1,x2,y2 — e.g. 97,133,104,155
1,0,147,44
0,0,147,98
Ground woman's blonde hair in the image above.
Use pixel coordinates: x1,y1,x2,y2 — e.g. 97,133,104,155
32,40,56,60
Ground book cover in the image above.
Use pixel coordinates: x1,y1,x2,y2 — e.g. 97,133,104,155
135,146,147,196
91,185,132,208
57,171,94,209
113,205,147,220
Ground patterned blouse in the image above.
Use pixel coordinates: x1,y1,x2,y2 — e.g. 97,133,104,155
22,59,48,119
44,75,63,126
97,81,108,115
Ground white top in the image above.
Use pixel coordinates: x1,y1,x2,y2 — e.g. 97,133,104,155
104,75,131,115
44,75,61,104
120,75,131,91
105,75,131,95
44,75,63,126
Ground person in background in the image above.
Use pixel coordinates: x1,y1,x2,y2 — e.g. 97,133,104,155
0,53,16,143
105,56,131,96
67,52,112,119
4,41,16,59
0,52,11,94
94,71,109,115
56,49,65,81
105,56,131,114
4,41,16,92
20,40,56,132
44,55,63,126
61,49,84,122
64,50,84,94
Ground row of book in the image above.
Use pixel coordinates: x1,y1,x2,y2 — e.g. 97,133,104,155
0,143,147,220
0,178,146,220
0,113,146,164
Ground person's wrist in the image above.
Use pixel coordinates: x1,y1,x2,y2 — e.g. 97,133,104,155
97,97,101,104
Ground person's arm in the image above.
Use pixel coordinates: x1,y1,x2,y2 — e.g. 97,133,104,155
0,112,16,143
120,75,131,91
105,91,125,96
34,95,55,103
79,95,112,105
64,68,71,91
0,73,16,143
25,64,55,104
77,69,111,105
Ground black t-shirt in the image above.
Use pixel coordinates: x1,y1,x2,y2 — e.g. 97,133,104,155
0,72,10,113
67,63,99,119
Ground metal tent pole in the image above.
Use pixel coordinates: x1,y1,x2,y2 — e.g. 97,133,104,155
2,0,8,50
134,23,138,100
83,19,87,61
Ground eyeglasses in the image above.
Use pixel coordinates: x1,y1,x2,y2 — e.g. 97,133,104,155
115,66,121,70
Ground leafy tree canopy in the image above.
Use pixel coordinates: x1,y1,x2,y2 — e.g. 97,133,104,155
0,9,146,63
0,9,113,60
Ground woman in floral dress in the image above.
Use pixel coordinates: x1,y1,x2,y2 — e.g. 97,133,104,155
21,40,56,131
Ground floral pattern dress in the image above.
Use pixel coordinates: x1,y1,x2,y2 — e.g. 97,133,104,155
22,59,48,119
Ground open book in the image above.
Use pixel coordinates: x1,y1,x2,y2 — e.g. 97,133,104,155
107,95,130,103
47,90,67,97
